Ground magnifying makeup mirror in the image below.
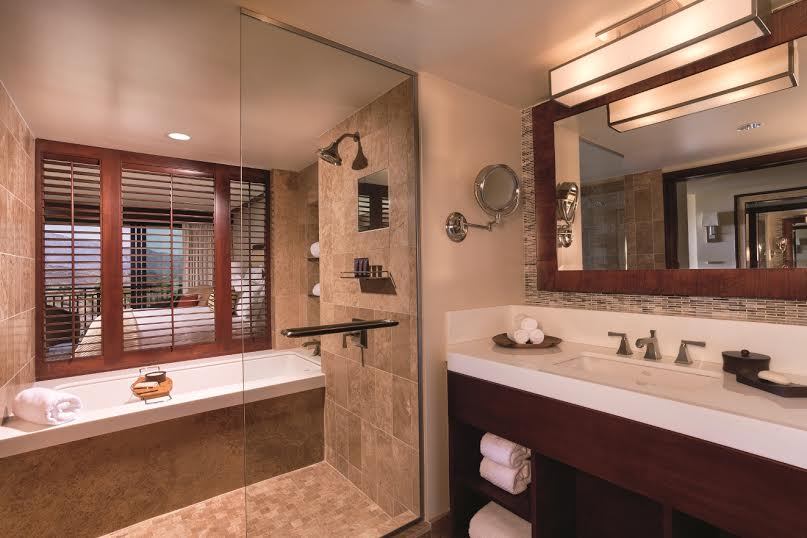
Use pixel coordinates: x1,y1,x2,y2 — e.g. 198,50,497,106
446,164,521,242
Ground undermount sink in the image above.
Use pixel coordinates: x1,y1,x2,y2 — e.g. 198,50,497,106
551,353,722,391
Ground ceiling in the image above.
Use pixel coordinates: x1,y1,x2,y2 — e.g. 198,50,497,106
0,0,797,170
561,36,807,180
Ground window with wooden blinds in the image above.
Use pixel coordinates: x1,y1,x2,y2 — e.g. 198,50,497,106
230,178,269,341
121,169,216,352
41,158,103,361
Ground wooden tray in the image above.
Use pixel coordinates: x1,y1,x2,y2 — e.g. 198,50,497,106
736,371,807,398
131,376,173,401
492,333,562,349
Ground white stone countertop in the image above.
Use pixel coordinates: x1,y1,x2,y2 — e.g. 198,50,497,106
448,338,807,470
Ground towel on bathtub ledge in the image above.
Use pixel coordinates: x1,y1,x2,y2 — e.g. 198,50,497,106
12,387,83,425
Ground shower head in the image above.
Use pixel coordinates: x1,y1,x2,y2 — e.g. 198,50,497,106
317,142,342,166
316,132,368,170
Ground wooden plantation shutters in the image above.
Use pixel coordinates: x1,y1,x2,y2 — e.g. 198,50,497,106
230,176,270,341
41,158,103,362
121,168,216,352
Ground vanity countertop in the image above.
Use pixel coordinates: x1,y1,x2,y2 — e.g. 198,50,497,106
448,338,807,470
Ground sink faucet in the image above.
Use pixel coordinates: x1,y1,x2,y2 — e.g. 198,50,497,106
635,330,662,361
302,340,321,356
675,340,706,365
607,332,633,356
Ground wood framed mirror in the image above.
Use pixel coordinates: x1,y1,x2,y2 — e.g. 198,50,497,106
531,1,807,300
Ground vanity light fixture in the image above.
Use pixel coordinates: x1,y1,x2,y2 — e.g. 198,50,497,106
167,132,191,141
550,0,772,108
607,42,797,132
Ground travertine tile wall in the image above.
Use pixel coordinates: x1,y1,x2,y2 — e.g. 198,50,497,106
270,166,318,348
521,108,807,325
623,170,666,270
0,81,35,418
319,78,420,517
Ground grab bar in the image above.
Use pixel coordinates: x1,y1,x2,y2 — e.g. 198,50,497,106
280,319,398,338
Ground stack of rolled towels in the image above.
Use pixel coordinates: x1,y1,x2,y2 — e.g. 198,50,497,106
479,432,531,494
469,433,532,538
507,315,544,345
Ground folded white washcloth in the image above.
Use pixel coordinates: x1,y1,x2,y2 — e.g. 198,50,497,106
469,501,531,538
312,283,321,297
480,457,531,495
13,387,83,426
480,433,531,468
507,329,529,345
519,317,538,331
528,329,545,344
310,242,320,258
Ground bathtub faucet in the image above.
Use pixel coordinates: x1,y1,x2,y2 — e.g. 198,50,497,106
302,340,321,356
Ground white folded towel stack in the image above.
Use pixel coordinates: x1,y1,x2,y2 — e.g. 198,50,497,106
309,242,320,258
481,433,531,468
480,457,531,495
12,387,83,426
469,501,531,538
312,282,321,297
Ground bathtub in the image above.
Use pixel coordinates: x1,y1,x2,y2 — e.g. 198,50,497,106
0,349,323,459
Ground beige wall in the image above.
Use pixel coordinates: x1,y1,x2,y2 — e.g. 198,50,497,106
319,79,420,518
0,81,35,418
418,73,523,520
270,166,318,348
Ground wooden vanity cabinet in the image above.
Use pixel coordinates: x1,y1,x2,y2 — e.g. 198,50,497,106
448,371,807,538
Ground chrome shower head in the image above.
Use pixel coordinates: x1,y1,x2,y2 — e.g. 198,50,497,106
316,132,368,170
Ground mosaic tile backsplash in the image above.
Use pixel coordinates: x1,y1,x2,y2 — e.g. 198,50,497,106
520,108,807,327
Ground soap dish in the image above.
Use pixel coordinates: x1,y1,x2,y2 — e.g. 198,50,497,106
736,371,807,398
492,333,562,349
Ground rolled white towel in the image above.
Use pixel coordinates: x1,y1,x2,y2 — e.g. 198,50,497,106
309,242,320,258
312,283,321,297
528,329,545,345
469,502,531,538
506,329,529,345
12,387,82,426
480,457,531,495
480,433,530,468
519,317,538,331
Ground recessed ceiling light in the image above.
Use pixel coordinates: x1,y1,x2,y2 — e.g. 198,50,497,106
167,132,191,141
737,122,763,132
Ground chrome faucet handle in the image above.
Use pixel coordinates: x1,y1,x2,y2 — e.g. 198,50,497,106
675,340,706,365
607,332,633,356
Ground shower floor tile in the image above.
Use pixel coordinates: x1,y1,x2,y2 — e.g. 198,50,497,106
104,462,416,537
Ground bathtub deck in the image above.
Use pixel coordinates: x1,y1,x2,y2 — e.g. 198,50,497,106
104,462,416,537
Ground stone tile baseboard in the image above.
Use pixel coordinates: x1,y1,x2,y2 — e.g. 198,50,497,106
520,108,807,327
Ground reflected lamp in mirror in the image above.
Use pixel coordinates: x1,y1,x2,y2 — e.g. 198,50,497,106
703,213,720,243
357,169,389,232
556,182,579,248
445,164,521,242
608,42,798,132
549,0,772,107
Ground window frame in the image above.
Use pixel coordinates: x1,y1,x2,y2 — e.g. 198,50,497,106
35,140,272,380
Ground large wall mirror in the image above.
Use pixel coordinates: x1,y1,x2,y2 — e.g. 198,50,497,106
533,5,807,299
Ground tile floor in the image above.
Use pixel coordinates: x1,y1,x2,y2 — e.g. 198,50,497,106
105,462,416,537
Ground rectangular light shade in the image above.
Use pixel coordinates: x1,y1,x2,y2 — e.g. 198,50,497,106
608,42,797,132
550,0,771,107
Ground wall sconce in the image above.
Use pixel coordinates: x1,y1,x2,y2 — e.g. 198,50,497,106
557,182,579,248
549,0,772,107
703,213,720,243
608,42,798,132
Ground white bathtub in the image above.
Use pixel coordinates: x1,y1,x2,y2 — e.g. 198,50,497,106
0,349,324,459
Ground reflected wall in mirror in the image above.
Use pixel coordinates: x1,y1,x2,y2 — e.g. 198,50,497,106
357,169,389,232
555,36,807,272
